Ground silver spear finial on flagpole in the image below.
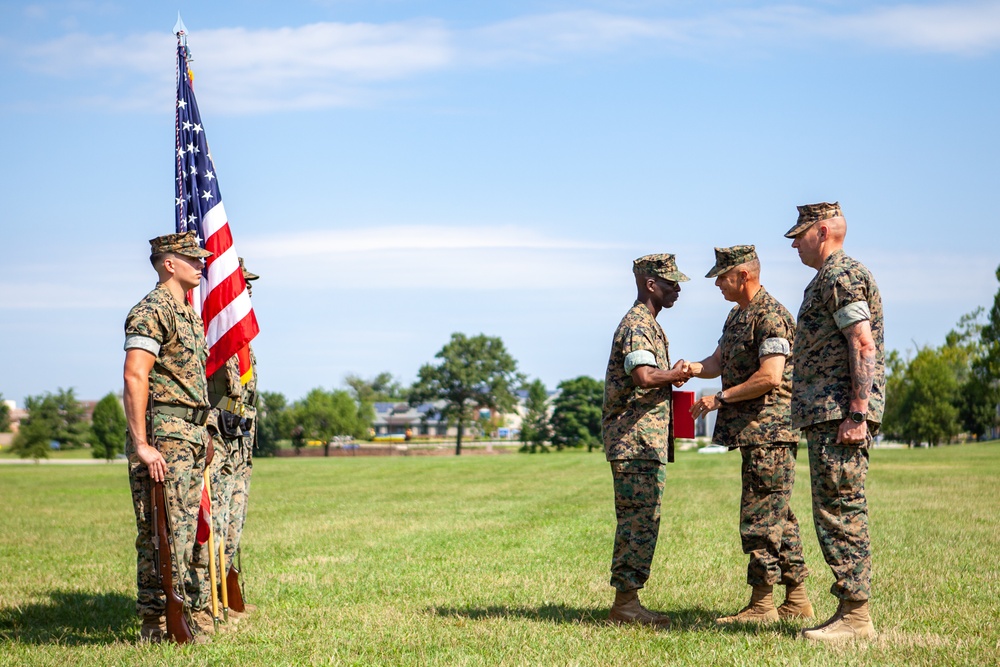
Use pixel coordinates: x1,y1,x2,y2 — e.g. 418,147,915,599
173,12,188,45
173,12,193,59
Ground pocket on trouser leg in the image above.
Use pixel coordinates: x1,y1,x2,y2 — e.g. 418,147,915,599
746,447,794,494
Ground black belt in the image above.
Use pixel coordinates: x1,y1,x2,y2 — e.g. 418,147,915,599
151,402,210,426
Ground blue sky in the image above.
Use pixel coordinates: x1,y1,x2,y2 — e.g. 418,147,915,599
1,1,998,406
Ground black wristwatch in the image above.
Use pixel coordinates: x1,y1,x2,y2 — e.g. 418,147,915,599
716,391,728,405
849,411,866,424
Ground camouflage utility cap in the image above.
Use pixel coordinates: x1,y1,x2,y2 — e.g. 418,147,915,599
239,257,259,281
633,253,689,282
150,230,212,259
784,201,843,239
705,244,758,278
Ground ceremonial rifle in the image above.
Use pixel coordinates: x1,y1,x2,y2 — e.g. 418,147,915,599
152,480,194,644
226,551,246,612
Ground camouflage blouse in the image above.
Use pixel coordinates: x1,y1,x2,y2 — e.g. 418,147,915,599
602,301,672,463
208,346,257,417
792,250,885,429
124,283,210,444
208,354,242,402
713,287,799,447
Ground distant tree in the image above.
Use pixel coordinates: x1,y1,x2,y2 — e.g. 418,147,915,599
345,372,408,434
255,391,291,457
0,394,10,433
550,376,604,452
10,407,51,459
959,375,997,441
898,347,961,446
936,308,996,441
880,349,909,442
969,264,1000,439
11,388,90,458
91,393,126,460
519,379,551,453
409,333,523,455
292,388,369,457
345,372,409,404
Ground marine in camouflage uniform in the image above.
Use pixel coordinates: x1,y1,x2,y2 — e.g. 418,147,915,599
787,202,885,642
226,342,257,595
123,231,212,642
224,259,259,614
689,245,813,624
188,259,259,621
602,253,693,627
186,353,240,619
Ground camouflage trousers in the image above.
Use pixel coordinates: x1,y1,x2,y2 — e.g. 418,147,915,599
805,420,872,601
609,459,666,592
225,435,253,569
186,427,240,612
127,431,207,617
739,445,808,587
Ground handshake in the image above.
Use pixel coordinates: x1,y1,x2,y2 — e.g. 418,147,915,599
670,360,703,387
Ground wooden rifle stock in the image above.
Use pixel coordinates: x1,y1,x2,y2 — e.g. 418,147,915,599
152,481,194,644
226,562,246,612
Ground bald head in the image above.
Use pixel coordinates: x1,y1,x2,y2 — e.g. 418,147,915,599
792,215,848,270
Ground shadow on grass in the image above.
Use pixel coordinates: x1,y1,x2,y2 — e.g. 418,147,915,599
430,604,723,630
710,616,806,638
0,590,135,645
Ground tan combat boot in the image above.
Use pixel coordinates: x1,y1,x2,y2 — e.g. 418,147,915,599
801,599,875,642
777,581,815,619
139,615,165,643
609,590,671,628
715,585,780,624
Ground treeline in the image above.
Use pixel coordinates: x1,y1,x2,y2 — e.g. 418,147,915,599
882,265,1000,445
8,270,998,459
255,339,607,457
5,389,127,460
4,332,605,460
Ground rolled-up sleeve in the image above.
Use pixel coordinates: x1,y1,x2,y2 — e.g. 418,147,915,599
759,337,791,357
624,350,657,374
834,301,871,330
125,335,160,355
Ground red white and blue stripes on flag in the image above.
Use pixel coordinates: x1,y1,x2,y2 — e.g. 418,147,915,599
175,42,258,378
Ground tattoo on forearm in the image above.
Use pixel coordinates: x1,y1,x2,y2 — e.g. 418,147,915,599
853,351,875,400
848,331,876,402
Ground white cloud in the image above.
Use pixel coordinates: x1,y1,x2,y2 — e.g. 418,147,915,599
9,3,1000,113
14,20,454,112
463,3,1000,62
832,2,1000,55
463,10,680,65
239,224,621,290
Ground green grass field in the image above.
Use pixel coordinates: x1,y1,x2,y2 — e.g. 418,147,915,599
1,444,998,666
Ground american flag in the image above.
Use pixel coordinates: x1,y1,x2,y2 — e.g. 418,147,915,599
174,40,259,379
